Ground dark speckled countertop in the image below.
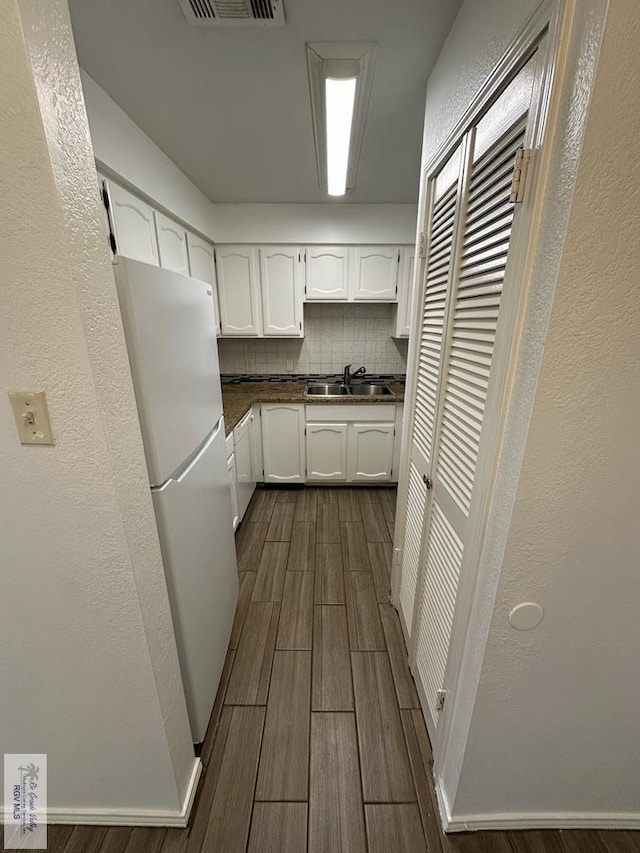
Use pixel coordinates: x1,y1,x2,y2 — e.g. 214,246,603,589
222,377,405,435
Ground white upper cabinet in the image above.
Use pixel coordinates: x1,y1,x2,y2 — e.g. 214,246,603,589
394,247,416,337
305,246,350,300
187,232,220,336
351,246,399,301
154,212,190,276
260,247,304,337
107,181,159,266
216,246,262,337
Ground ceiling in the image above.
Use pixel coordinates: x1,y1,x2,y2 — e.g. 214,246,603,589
68,0,462,204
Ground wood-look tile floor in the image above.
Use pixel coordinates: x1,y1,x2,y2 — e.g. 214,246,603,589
49,487,640,853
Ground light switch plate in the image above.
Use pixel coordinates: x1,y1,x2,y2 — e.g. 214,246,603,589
8,390,55,445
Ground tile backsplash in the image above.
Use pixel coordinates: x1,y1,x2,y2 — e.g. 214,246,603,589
217,303,408,376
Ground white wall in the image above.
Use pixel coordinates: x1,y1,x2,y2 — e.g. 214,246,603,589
81,70,214,240
0,0,196,820
211,203,418,245
417,0,640,824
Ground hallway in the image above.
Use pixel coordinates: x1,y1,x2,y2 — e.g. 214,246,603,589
46,487,640,852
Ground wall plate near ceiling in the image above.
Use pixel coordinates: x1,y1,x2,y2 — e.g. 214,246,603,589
306,42,377,197
177,0,284,27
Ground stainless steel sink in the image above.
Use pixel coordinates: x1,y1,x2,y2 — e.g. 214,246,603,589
349,383,395,396
305,381,395,398
305,383,350,397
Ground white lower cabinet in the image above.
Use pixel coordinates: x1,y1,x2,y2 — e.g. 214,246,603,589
250,404,264,482
234,409,255,521
347,422,395,481
262,404,305,483
306,423,348,481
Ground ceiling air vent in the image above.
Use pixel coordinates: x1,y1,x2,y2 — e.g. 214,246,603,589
178,0,284,26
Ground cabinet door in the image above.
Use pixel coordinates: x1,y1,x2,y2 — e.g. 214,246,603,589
155,212,190,276
347,423,395,481
305,246,349,300
351,246,399,301
234,412,255,522
394,247,416,337
262,404,305,483
227,452,239,531
107,181,159,266
216,246,262,336
260,247,304,336
187,233,220,336
306,423,348,481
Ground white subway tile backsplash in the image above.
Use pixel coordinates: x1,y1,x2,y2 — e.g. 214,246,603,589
218,303,408,376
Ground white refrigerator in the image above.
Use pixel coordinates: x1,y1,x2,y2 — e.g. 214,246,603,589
114,257,238,744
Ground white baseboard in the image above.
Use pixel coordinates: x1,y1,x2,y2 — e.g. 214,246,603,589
7,758,203,828
435,778,640,832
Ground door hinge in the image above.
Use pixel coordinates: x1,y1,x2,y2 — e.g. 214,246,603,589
423,474,433,490
510,147,533,204
418,231,427,259
100,184,118,255
436,689,446,712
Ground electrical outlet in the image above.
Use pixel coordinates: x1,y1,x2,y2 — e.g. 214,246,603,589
8,390,55,445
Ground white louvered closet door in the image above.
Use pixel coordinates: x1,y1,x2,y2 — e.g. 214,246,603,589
408,57,539,736
397,147,463,635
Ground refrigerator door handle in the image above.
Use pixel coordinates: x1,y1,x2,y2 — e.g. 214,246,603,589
153,417,225,490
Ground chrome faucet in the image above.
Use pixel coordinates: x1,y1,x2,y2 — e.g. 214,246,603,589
343,364,367,386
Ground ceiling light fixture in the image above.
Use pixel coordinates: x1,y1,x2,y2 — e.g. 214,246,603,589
307,42,377,198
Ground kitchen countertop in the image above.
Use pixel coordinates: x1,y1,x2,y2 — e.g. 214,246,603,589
221,378,406,435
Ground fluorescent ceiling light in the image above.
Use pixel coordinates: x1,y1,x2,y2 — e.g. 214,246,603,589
307,42,377,197
325,75,357,196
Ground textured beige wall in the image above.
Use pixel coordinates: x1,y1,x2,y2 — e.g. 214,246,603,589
0,0,195,817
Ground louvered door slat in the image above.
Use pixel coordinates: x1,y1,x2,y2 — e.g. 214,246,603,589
399,462,430,630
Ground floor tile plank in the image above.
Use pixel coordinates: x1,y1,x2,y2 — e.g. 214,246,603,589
225,602,280,704
287,521,315,571
368,542,392,603
96,828,133,853
235,521,268,573
380,604,420,708
201,648,236,767
252,541,289,602
379,489,396,525
351,651,415,802
201,706,265,853
229,572,257,649
345,572,386,650
62,826,107,853
312,605,354,711
442,831,517,852
247,802,308,853
359,488,382,504
255,650,311,801
294,488,318,522
507,830,565,853
341,521,371,572
400,709,442,853
183,705,234,853
314,543,345,604
266,502,295,542
338,488,362,522
597,831,640,853
361,499,391,542
276,488,299,503
309,712,367,853
365,804,427,853
245,488,278,523
276,571,314,650
317,487,339,503
317,502,341,542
